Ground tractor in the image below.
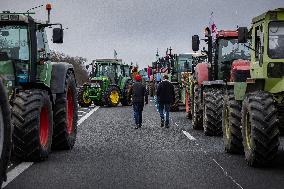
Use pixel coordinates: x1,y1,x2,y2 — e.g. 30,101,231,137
78,59,133,107
222,8,284,167
150,48,181,111
0,4,78,163
183,52,208,119
191,28,250,136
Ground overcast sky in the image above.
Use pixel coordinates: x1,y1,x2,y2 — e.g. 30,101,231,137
1,0,284,68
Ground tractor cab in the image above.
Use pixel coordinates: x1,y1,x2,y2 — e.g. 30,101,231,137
0,8,63,97
214,30,251,81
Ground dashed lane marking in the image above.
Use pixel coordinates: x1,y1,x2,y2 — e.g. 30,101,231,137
2,162,33,188
212,159,244,189
78,106,99,126
182,130,196,141
3,106,100,188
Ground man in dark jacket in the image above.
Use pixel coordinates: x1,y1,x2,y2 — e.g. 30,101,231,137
130,74,148,129
156,74,175,128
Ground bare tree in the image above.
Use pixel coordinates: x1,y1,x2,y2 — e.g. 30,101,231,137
50,51,89,86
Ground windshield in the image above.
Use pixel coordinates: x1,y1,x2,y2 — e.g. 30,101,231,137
218,39,250,62
269,21,284,59
96,64,117,77
0,25,29,61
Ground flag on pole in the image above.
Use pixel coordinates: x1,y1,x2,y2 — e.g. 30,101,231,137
114,49,118,59
209,12,217,40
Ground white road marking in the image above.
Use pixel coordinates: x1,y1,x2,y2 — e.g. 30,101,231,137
3,106,100,188
182,130,196,141
212,159,243,189
78,106,99,126
78,110,87,113
3,162,33,188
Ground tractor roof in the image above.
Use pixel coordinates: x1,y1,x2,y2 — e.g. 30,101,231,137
0,11,46,24
216,30,238,38
252,8,284,24
94,59,123,64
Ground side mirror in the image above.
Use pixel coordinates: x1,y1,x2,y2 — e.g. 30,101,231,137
53,28,63,43
86,65,89,70
238,27,248,43
192,35,200,52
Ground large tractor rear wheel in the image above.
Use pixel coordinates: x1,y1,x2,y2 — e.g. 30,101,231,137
170,84,179,112
121,80,132,106
222,90,243,154
192,85,203,130
12,90,53,161
0,81,12,186
203,88,223,136
52,71,78,150
78,86,92,107
241,91,279,167
104,86,121,107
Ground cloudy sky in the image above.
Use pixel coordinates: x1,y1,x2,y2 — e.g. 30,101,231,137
1,0,284,67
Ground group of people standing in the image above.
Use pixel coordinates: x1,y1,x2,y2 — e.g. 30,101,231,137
130,74,175,129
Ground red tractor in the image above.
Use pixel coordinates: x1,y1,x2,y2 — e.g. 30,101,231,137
191,28,250,136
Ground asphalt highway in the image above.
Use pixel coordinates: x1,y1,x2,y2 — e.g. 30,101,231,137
4,100,284,189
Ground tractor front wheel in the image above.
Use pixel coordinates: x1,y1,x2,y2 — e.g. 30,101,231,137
104,86,121,107
222,90,243,154
170,84,179,112
241,91,279,167
52,70,78,150
12,90,53,161
78,86,92,107
192,85,203,130
203,88,223,136
121,81,132,106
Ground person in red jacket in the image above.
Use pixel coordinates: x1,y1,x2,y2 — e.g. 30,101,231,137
130,74,148,129
156,74,175,128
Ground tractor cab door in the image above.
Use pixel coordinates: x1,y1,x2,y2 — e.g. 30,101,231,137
36,29,51,86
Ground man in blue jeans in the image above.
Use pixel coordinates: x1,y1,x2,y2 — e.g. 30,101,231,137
157,74,175,128
130,74,148,129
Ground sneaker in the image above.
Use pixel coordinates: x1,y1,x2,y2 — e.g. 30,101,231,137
134,124,139,129
138,124,142,128
161,119,164,127
165,124,169,128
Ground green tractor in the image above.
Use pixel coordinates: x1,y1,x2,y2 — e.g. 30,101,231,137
78,59,133,107
222,8,284,166
0,5,78,162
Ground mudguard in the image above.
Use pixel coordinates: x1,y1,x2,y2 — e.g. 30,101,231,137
50,62,75,94
195,63,208,87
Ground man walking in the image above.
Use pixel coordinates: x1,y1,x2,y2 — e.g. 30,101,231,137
157,74,175,128
131,74,148,129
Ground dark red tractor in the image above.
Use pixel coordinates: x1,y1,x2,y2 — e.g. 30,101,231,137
191,28,250,136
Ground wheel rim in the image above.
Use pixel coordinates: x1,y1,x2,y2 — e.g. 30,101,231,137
40,106,49,146
83,90,91,104
224,106,230,140
67,87,74,134
110,90,119,104
0,107,4,156
245,111,252,150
